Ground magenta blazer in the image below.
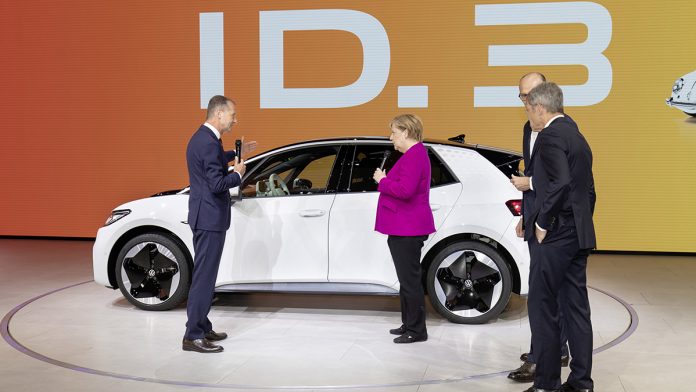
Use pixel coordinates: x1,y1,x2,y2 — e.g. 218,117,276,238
375,142,436,236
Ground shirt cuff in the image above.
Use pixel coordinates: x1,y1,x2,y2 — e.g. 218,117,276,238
529,176,534,191
535,222,547,232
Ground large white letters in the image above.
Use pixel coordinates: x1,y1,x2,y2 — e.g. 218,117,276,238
474,2,613,107
259,9,390,109
199,13,225,109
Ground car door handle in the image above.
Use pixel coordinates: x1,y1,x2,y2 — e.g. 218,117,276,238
430,204,442,211
299,209,326,217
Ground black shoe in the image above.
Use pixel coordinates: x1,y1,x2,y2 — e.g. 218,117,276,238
389,325,406,335
560,382,593,392
182,338,223,353
393,333,427,344
508,361,536,383
205,330,228,341
523,387,559,392
519,352,570,367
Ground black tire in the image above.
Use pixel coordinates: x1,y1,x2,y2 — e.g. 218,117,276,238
426,240,512,324
115,233,191,311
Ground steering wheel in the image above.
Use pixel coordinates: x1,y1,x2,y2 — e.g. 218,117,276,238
268,173,290,196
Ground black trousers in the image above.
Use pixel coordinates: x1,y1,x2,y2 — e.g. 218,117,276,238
526,242,570,363
185,229,225,340
528,225,593,390
387,235,428,337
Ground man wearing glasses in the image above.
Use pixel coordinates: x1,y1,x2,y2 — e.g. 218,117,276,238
508,72,570,383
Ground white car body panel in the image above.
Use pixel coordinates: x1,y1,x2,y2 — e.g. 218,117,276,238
219,194,336,284
327,182,461,288
93,195,193,287
667,70,696,115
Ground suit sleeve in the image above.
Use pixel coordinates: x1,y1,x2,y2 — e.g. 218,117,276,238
201,142,241,194
536,131,571,230
377,151,423,200
224,150,237,162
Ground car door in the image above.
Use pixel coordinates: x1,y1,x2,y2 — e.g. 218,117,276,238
327,142,461,289
217,144,342,284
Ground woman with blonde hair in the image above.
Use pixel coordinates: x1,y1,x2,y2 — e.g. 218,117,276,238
373,114,435,343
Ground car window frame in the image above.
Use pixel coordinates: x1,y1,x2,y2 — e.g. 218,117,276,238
335,142,460,194
239,143,348,198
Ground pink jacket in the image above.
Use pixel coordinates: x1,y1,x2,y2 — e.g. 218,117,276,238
375,142,436,236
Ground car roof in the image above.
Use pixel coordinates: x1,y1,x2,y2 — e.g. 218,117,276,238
274,135,521,156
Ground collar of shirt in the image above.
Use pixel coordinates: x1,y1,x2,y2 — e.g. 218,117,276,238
543,114,565,130
203,122,221,140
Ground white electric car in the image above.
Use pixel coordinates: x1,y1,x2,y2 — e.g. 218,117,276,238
93,136,529,324
667,70,696,116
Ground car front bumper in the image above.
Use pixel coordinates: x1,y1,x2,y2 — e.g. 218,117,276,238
666,98,696,113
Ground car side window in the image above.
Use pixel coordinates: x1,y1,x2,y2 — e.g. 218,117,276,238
344,144,456,193
241,146,340,198
428,148,457,187
347,145,402,193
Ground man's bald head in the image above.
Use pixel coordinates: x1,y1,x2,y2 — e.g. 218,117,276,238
519,72,547,103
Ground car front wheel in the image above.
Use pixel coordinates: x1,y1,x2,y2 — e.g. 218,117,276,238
115,233,190,311
426,240,512,324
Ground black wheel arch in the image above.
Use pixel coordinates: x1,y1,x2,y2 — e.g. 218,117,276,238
421,233,521,295
107,226,193,290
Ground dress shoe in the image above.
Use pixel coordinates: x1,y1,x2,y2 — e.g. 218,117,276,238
560,382,593,392
519,352,570,367
389,325,406,335
182,338,223,353
523,387,559,392
508,361,536,382
204,330,228,341
393,333,427,344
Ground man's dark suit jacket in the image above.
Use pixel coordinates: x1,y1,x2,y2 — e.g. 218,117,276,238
186,125,240,232
524,116,596,250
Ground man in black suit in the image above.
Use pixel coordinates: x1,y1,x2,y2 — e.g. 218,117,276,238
522,82,596,392
183,95,248,353
509,72,570,383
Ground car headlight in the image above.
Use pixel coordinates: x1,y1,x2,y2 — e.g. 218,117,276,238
104,209,131,226
673,79,684,94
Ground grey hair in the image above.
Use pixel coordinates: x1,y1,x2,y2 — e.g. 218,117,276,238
206,95,236,120
526,82,564,114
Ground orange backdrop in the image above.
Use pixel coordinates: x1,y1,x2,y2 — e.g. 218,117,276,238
1,0,695,252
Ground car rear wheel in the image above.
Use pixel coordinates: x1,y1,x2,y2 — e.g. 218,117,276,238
115,233,190,311
426,240,512,324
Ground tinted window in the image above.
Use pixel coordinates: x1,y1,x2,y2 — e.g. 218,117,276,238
241,146,339,198
428,148,457,187
475,149,523,178
344,144,457,193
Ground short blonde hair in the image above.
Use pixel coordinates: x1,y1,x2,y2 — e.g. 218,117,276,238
390,114,424,142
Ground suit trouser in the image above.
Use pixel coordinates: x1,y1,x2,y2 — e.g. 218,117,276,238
387,235,428,337
528,225,593,390
185,229,226,340
526,242,570,364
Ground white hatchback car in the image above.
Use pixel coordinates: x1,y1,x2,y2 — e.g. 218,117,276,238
93,136,529,324
667,70,696,116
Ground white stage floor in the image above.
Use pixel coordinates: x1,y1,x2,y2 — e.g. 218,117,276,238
1,239,694,392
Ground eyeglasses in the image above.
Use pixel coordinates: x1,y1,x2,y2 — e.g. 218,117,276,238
518,93,528,101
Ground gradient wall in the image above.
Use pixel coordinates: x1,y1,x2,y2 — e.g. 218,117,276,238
1,1,695,252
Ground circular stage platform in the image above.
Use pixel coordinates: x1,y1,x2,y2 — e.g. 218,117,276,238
2,281,636,390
